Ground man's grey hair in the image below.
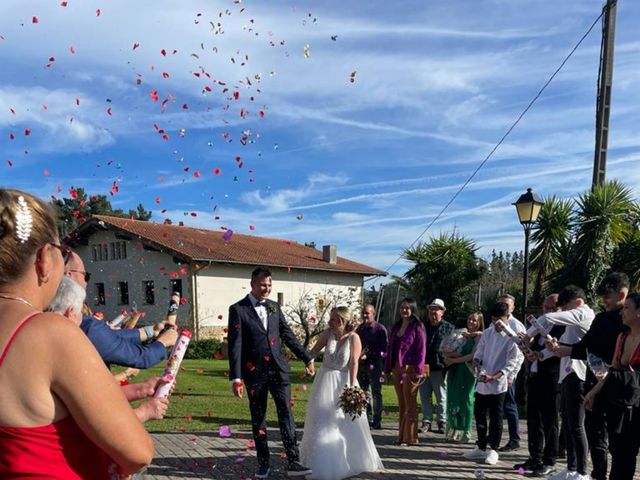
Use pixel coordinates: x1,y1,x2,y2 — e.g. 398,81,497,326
498,293,516,303
47,276,86,316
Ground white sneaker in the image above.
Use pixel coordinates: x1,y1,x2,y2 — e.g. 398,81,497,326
547,468,569,480
463,446,488,460
484,449,499,465
567,473,592,480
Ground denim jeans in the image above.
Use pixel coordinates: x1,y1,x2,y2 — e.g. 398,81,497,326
420,369,447,424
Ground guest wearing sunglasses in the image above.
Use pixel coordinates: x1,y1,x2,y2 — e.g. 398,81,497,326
64,251,178,369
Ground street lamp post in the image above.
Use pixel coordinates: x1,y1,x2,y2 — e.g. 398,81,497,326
513,188,544,322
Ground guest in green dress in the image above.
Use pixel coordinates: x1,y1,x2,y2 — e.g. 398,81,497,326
443,312,484,443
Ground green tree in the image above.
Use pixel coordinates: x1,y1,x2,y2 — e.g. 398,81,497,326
401,232,481,322
567,181,637,301
529,196,573,304
52,186,152,236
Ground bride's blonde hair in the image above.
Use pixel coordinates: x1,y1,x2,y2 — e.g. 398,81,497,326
332,306,357,333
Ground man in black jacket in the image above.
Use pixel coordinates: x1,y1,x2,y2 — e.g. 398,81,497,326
228,267,315,479
514,294,565,477
553,272,628,480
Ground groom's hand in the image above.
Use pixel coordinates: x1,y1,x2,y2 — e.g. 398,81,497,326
305,360,315,377
232,380,244,399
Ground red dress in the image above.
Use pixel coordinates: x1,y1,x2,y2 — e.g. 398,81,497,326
0,313,115,479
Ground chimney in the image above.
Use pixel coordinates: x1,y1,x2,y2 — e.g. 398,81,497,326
322,245,337,264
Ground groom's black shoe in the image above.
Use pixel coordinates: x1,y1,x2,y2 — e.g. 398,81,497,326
287,461,312,477
255,462,271,479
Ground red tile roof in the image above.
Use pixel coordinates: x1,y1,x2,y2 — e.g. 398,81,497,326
72,215,385,276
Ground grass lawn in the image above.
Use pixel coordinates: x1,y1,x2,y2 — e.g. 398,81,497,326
127,360,400,433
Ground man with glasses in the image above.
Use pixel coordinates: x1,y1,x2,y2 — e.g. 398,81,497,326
65,250,177,368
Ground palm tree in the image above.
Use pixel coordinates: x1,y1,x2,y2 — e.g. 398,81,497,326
611,217,640,291
529,196,573,305
568,181,637,300
402,232,481,322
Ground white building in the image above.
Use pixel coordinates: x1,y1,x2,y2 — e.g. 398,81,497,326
67,215,385,339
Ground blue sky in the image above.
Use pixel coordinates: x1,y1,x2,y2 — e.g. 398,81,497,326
1,0,639,283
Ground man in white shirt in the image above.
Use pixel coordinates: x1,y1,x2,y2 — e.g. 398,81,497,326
497,294,526,452
463,302,524,466
524,285,594,480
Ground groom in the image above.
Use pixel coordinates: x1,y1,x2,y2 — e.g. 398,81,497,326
228,267,315,478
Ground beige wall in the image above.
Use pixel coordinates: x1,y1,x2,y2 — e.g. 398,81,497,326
193,264,364,337
76,230,367,339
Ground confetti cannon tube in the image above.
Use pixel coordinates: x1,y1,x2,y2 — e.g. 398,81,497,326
166,292,180,326
124,311,145,329
154,329,192,398
494,320,532,356
107,310,128,328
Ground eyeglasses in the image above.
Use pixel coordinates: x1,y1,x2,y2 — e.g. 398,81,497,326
50,243,72,264
67,269,91,282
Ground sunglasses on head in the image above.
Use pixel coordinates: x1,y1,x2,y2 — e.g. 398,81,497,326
67,269,91,282
49,243,73,264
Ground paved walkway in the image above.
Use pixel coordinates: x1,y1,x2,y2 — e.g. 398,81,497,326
143,422,639,479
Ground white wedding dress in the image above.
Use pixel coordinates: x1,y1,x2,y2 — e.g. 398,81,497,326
300,334,384,480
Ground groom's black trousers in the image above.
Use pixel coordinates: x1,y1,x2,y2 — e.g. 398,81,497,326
247,367,299,464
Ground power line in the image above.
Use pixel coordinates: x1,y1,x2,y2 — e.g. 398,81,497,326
374,8,606,280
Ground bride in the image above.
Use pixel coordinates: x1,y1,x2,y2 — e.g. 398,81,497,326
300,306,384,480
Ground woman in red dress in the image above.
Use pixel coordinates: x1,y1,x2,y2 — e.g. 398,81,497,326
0,188,154,479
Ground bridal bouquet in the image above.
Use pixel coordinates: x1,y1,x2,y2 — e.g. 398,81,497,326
439,328,468,355
337,385,369,421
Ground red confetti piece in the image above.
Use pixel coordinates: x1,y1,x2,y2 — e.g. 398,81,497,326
24,129,31,136
179,267,187,275
193,171,201,178
106,107,112,115
9,108,15,115
213,168,221,175
43,169,51,176
190,212,197,217
70,46,75,54
160,48,167,56
132,43,140,50
214,351,224,360
9,133,15,140
249,225,256,231
60,1,68,6
32,16,39,24
95,9,101,16
259,111,265,117
155,197,161,204
7,160,12,167
223,327,229,333
42,104,48,110
162,72,170,78
182,103,188,109
217,315,223,320
75,98,80,106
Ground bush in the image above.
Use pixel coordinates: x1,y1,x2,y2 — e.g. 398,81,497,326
185,338,223,359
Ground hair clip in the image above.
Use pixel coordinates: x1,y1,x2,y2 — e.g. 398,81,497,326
15,195,33,244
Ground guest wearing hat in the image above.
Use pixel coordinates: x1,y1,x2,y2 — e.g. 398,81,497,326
419,298,454,434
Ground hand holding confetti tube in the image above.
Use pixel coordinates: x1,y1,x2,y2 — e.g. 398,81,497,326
154,329,192,399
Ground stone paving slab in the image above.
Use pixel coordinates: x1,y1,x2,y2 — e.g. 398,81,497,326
145,422,640,479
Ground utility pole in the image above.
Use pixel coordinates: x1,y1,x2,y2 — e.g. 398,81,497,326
592,0,618,188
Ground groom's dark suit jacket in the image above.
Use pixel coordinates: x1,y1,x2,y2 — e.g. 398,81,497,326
228,295,312,386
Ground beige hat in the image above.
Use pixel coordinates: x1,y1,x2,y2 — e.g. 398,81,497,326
428,298,446,311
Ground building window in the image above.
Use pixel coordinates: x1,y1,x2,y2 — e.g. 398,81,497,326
110,241,127,260
95,283,105,305
277,292,284,306
143,281,155,305
102,244,109,261
170,279,182,298
118,282,129,305
92,245,99,262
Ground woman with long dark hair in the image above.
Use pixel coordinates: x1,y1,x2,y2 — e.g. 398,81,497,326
384,298,426,445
